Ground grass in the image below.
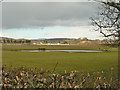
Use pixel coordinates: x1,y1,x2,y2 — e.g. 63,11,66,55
2,44,107,50
1,44,118,89
2,44,118,73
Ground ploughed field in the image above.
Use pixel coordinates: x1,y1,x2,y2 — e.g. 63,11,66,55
2,44,118,73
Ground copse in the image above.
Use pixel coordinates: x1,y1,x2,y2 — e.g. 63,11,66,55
26,40,31,43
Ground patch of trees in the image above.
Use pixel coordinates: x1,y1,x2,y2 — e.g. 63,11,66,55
44,40,48,43
82,37,89,41
63,41,68,44
2,39,31,44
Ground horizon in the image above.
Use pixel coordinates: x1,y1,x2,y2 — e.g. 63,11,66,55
1,36,105,40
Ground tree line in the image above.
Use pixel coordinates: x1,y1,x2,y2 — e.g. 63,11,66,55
2,39,31,44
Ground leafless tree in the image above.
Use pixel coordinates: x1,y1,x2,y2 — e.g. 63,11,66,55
91,0,120,44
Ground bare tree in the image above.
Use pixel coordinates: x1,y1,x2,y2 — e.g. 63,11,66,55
91,0,120,44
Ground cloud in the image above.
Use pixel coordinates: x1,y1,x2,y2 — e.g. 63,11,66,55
42,26,103,39
3,0,95,2
2,2,98,29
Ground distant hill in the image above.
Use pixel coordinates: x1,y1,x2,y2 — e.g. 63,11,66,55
1,37,71,41
1,37,27,40
31,38,71,41
30,38,46,41
45,38,71,42
1,37,106,45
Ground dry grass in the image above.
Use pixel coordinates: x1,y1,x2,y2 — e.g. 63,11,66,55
1,65,119,89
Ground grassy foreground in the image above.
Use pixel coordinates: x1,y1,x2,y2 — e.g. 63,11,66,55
2,44,118,73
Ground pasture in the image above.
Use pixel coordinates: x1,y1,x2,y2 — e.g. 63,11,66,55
2,44,118,73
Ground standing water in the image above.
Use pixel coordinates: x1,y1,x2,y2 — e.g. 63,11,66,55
20,50,104,52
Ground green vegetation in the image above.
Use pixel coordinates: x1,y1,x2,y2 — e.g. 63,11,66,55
63,41,68,44
2,44,109,51
25,40,31,43
2,45,118,73
2,44,118,89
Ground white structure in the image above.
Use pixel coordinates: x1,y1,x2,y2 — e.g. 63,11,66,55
57,43,60,45
33,43,36,45
40,42,43,44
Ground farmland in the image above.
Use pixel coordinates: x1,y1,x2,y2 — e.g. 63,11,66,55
2,44,118,73
1,44,118,88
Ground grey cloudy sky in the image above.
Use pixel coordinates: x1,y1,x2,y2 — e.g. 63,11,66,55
2,2,103,39
2,2,98,29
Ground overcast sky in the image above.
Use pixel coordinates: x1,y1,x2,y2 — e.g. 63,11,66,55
1,2,104,39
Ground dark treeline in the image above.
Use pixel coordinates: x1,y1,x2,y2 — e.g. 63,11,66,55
2,39,31,44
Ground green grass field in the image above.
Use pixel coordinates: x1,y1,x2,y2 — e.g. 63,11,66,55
2,44,118,73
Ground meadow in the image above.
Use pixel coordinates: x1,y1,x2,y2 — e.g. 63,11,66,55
1,44,119,88
2,44,118,73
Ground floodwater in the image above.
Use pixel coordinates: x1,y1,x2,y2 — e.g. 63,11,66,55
20,50,104,52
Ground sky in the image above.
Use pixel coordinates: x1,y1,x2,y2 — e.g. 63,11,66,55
1,2,104,40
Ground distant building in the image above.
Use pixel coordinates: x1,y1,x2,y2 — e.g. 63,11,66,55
57,43,60,45
40,42,43,44
33,43,36,45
